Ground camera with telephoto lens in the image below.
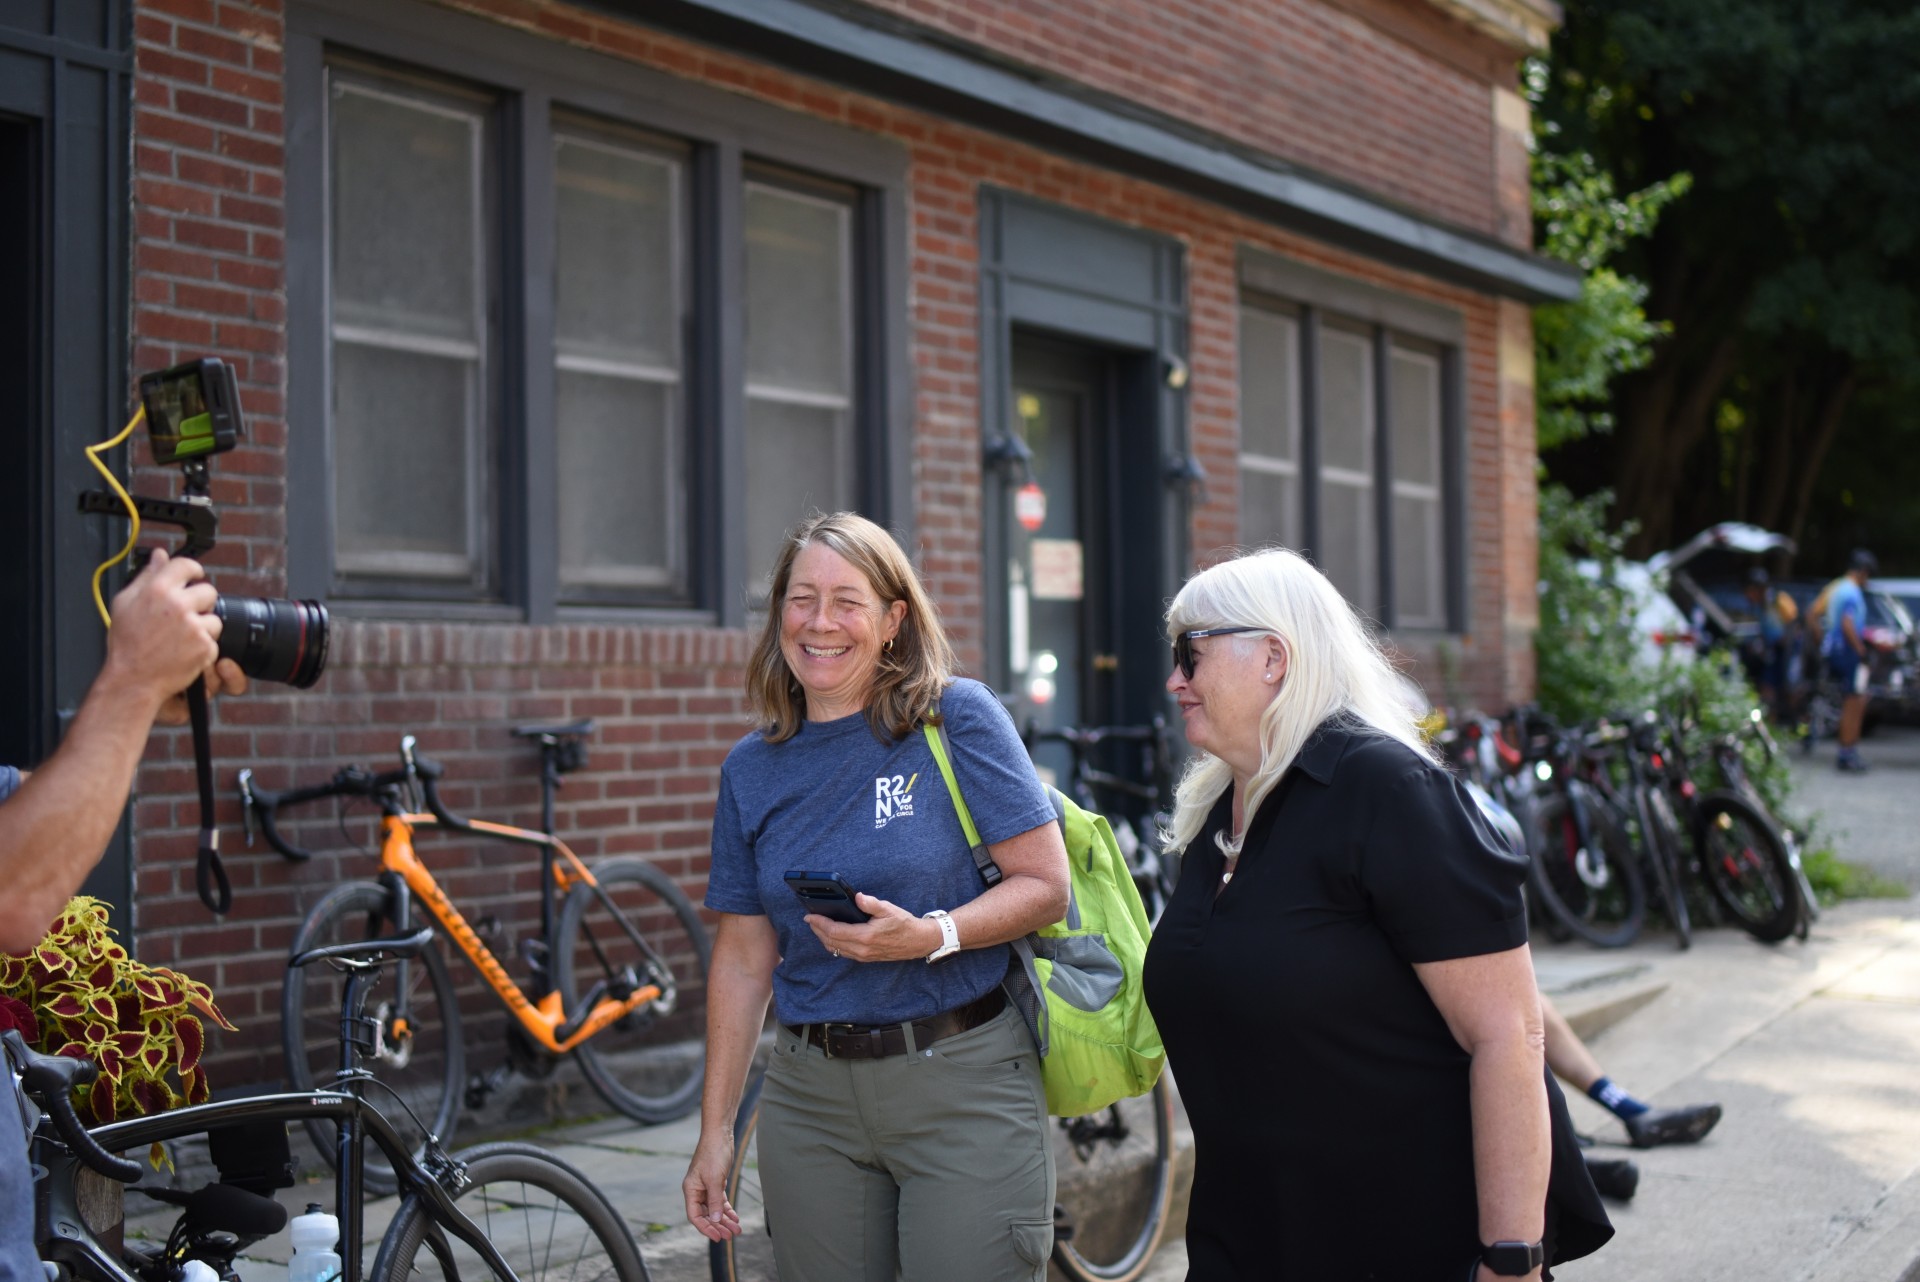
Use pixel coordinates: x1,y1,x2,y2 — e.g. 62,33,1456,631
81,357,331,688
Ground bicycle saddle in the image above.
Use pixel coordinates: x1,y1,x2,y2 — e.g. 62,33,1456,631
511,718,596,742
289,926,437,972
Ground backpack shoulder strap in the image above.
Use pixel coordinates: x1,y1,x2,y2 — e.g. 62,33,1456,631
923,716,1003,887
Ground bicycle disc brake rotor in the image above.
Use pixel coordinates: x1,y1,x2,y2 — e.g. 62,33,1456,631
1574,846,1611,890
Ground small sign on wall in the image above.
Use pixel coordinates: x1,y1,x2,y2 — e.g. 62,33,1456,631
1015,483,1047,532
1030,538,1084,600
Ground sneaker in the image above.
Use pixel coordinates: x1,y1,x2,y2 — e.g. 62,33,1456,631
1624,1102,1723,1148
1584,1156,1639,1201
1837,754,1871,773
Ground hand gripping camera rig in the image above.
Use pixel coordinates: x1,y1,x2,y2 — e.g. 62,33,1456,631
78,357,331,912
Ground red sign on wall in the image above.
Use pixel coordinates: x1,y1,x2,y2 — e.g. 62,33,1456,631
1014,483,1047,532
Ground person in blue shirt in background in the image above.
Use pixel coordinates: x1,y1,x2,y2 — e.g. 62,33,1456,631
1823,548,1877,773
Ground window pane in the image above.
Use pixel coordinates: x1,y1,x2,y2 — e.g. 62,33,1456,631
745,398,848,584
333,343,475,574
553,129,684,597
1319,328,1373,474
1240,467,1300,550
331,80,480,341
1392,349,1441,488
328,70,487,585
558,371,678,590
1393,492,1443,627
1239,307,1298,462
1319,480,1377,618
744,183,850,395
555,135,678,368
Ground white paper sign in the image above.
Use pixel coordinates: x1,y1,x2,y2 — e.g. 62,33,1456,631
1029,539,1084,601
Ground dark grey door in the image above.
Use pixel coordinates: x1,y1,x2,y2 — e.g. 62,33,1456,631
1,2,134,909
994,333,1166,789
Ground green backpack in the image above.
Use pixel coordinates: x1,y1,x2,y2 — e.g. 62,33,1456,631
923,719,1166,1117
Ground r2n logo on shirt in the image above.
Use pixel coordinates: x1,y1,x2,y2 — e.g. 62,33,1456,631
874,773,917,829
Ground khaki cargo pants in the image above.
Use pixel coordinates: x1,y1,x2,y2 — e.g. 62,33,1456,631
757,1003,1055,1281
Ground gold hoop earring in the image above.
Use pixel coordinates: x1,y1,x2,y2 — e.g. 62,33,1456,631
884,637,895,653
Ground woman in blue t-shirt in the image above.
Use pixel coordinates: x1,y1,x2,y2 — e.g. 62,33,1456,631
682,512,1069,1281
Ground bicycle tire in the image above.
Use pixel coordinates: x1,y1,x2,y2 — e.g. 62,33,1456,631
1637,785,1692,950
1525,790,1646,948
1050,1078,1177,1282
371,1140,650,1282
283,880,465,1196
1694,791,1799,943
710,1070,768,1282
554,857,711,1124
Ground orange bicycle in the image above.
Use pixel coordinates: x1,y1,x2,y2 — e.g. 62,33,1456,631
240,723,710,1192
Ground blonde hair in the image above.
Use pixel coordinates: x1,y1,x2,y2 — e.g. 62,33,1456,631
1162,548,1435,856
746,512,955,744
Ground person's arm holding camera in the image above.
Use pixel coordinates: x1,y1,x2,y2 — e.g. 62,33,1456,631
0,549,246,952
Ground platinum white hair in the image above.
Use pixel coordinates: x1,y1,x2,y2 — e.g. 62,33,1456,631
1161,547,1435,857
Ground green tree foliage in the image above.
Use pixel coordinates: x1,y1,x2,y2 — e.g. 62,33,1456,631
1536,0,1920,563
1531,144,1689,452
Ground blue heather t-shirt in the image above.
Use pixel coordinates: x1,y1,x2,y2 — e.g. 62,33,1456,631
707,678,1056,1026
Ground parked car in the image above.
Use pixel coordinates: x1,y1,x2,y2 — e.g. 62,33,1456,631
1573,558,1696,670
1875,576,1920,626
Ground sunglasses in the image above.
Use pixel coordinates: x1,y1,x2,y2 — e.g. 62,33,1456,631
1172,626,1264,680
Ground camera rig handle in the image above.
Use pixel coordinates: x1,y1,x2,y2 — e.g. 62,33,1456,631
76,485,219,561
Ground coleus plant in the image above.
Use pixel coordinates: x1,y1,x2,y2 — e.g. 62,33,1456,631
0,896,235,1137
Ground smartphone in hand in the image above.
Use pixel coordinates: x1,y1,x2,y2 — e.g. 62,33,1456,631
783,870,870,924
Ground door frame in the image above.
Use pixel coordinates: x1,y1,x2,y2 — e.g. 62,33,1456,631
1,4,136,913
977,190,1189,729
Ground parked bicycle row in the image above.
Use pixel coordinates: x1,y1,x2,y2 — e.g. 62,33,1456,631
1434,702,1817,950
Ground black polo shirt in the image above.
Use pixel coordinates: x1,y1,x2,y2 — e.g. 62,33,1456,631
1143,718,1532,1280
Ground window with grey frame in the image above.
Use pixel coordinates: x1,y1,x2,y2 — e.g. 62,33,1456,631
1238,295,1453,630
316,54,878,612
551,120,689,600
327,67,493,589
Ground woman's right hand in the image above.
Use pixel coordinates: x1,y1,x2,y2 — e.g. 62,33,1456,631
684,1136,744,1241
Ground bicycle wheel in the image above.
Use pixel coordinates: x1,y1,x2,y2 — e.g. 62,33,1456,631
710,1071,769,1282
1051,1078,1177,1282
371,1141,649,1282
1525,791,1646,948
283,881,465,1195
1636,785,1692,950
1695,791,1799,943
553,857,711,1124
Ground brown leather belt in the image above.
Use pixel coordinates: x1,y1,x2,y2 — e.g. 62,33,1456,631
786,987,1005,1060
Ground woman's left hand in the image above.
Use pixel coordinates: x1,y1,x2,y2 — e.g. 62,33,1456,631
805,893,936,963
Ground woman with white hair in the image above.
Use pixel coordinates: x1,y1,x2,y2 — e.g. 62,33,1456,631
1142,549,1610,1280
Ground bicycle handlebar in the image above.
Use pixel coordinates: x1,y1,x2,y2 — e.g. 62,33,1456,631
3,1030,145,1184
239,743,460,862
1023,720,1169,750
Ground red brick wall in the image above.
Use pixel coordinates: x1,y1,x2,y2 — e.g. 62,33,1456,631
128,0,1536,1092
850,0,1522,242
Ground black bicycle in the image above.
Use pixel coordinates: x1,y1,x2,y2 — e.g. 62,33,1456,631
1519,715,1648,948
1657,706,1807,944
1023,718,1180,924
13,927,649,1282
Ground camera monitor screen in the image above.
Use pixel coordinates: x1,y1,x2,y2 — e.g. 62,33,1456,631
141,358,242,465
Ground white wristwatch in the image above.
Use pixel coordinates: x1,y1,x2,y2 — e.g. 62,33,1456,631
922,909,961,963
